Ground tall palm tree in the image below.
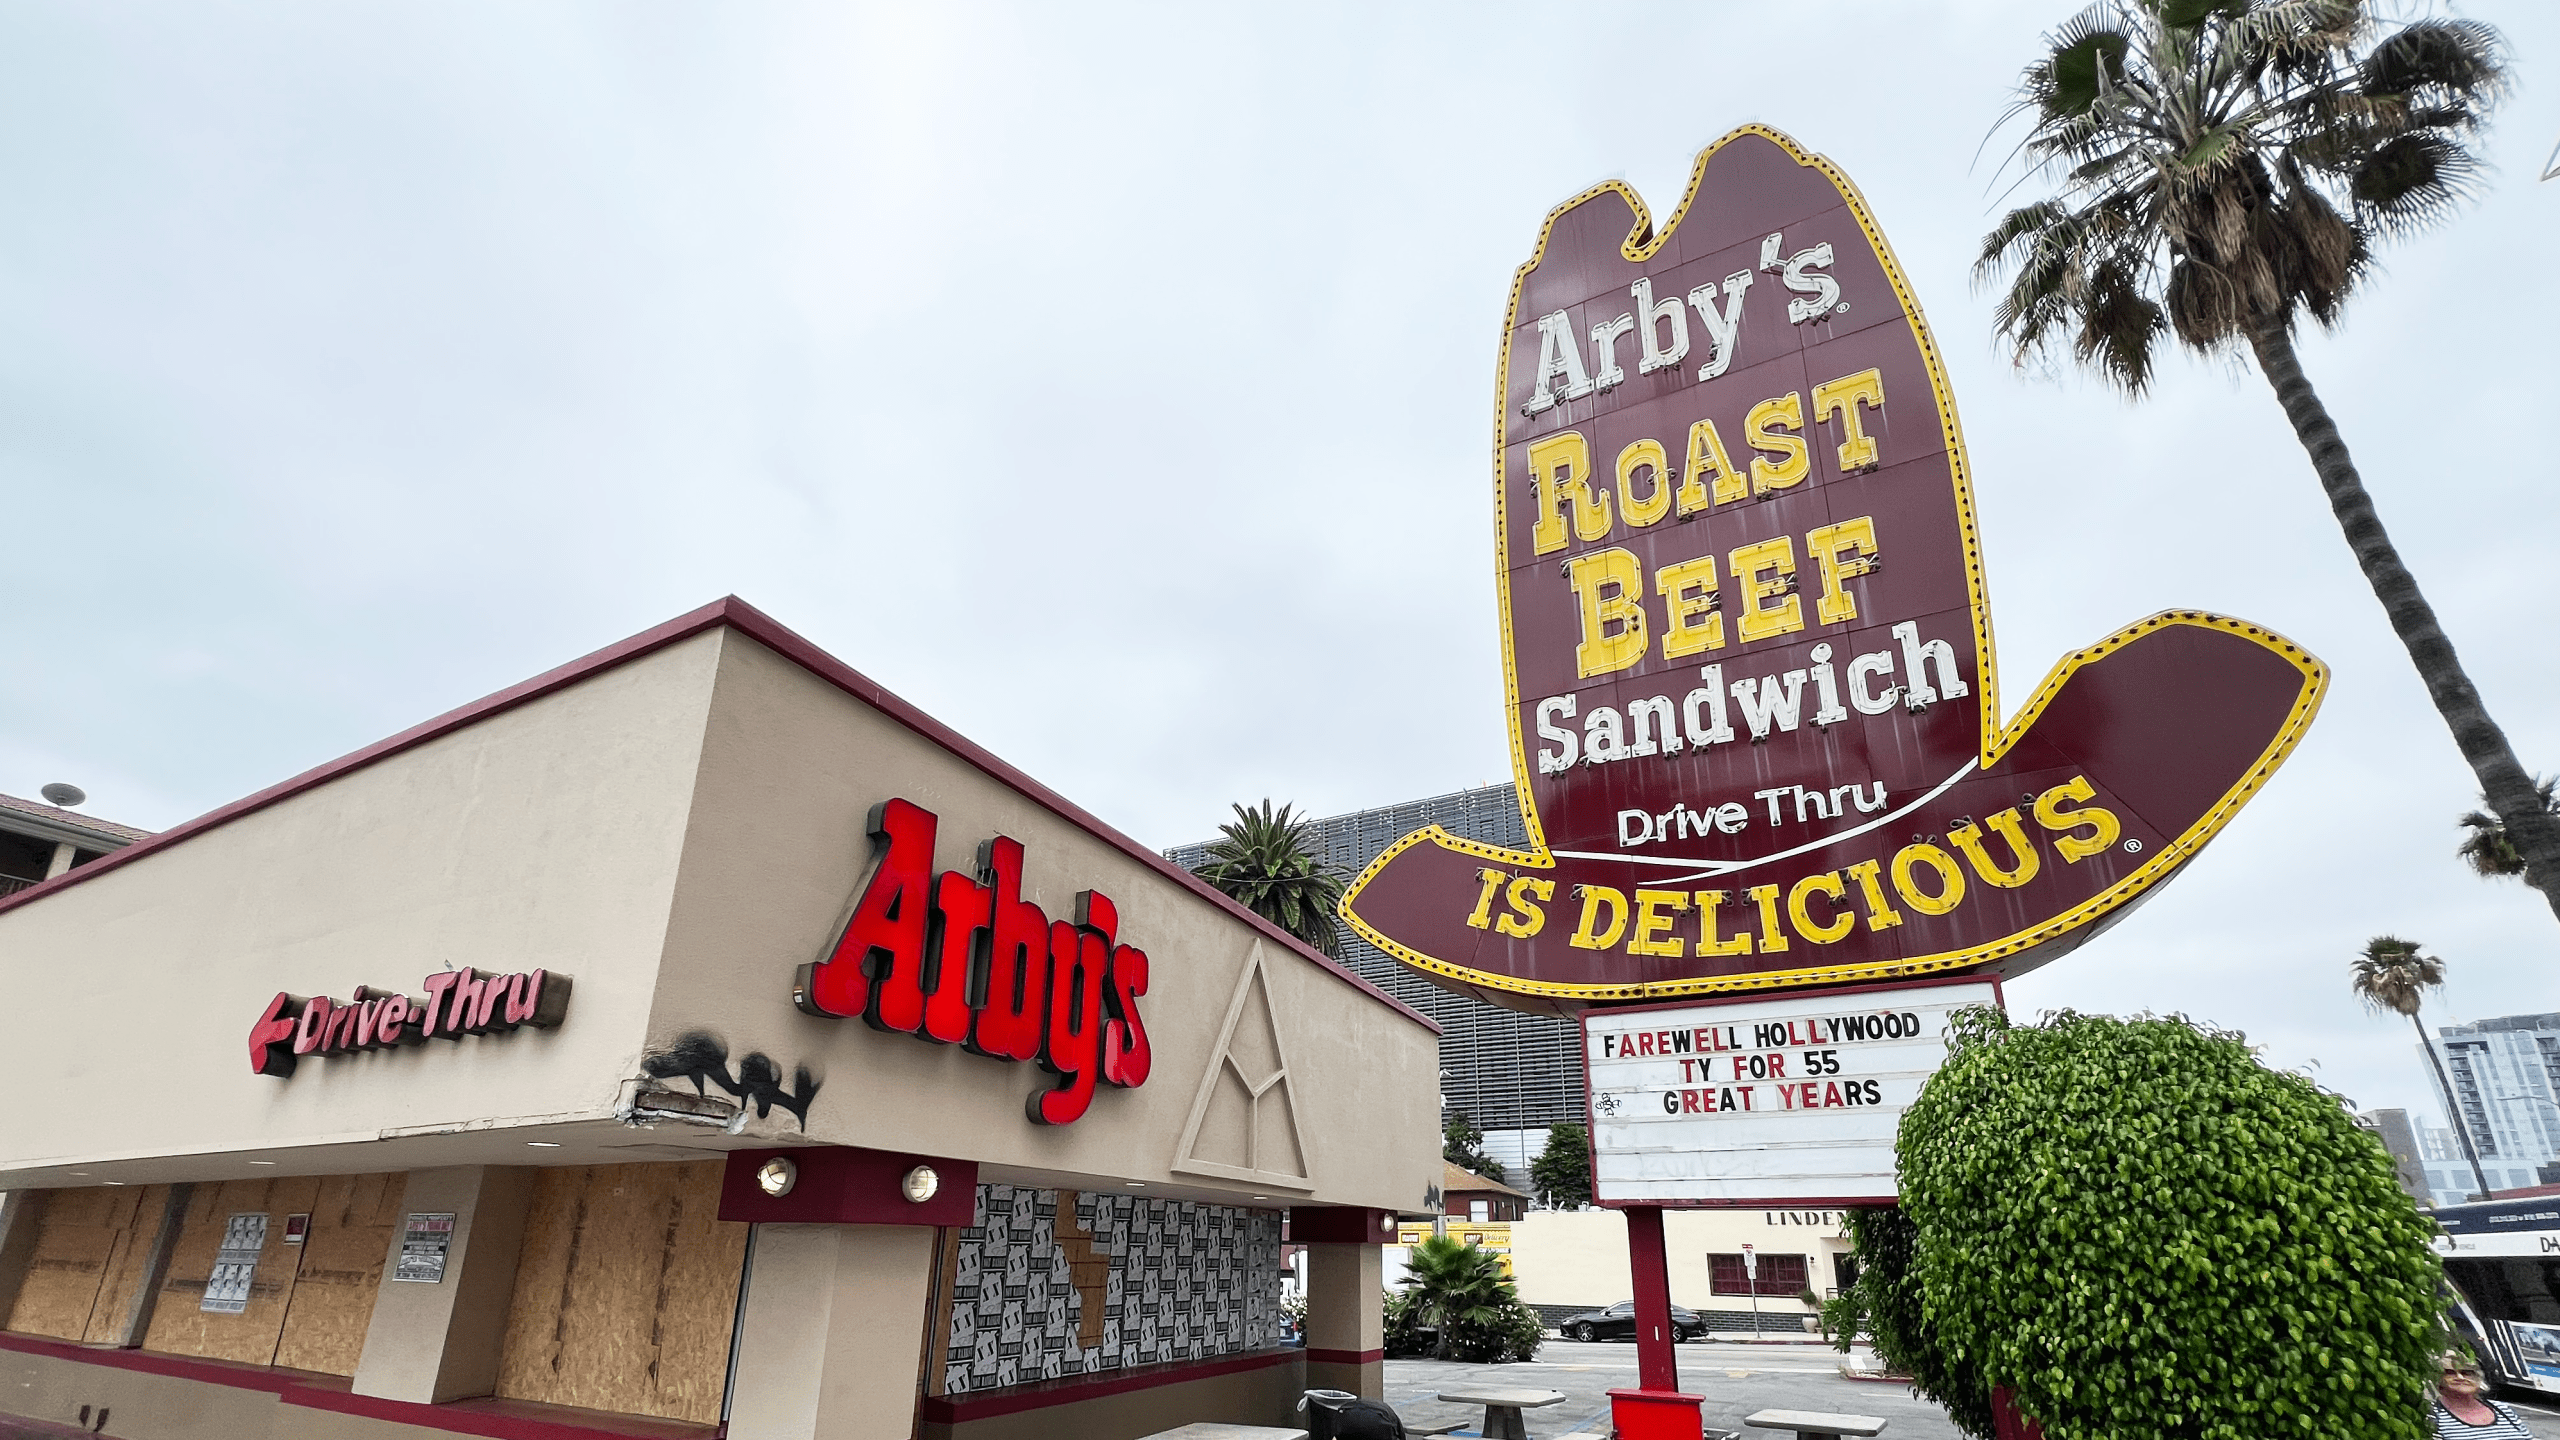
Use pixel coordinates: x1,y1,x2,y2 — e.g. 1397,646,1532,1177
1193,799,1344,958
2458,777,2559,880
1977,4,2558,924
2351,934,2489,1201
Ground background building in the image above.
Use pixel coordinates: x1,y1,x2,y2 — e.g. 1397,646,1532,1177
0,791,147,896
1170,785,1583,1189
2424,1013,2560,1201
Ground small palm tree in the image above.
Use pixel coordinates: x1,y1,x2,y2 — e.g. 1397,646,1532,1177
2458,777,2560,880
1978,4,2560,924
1401,1235,1517,1360
2351,934,2489,1201
1194,800,1344,958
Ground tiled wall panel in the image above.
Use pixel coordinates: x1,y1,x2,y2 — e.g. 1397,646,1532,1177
944,1184,1280,1393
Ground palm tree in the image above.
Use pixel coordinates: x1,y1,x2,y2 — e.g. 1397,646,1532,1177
1977,4,2559,924
1401,1234,1518,1360
2458,777,2559,880
2351,934,2488,1202
1193,800,1344,958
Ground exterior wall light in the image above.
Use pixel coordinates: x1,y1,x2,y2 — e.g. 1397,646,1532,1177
755,1157,798,1198
902,1165,939,1204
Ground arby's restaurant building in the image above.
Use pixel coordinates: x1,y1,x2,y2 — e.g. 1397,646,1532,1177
0,598,1439,1440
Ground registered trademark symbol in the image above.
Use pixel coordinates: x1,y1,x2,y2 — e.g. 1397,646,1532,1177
2123,838,2143,854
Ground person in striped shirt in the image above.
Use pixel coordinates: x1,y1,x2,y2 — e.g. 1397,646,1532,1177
2433,1353,2537,1437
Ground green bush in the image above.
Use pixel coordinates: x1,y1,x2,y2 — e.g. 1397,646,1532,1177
1440,1293,1544,1364
1878,1007,2444,1439
1834,1206,1995,1436
1383,1288,1434,1359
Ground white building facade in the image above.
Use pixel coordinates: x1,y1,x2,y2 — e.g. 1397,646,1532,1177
2420,1013,2560,1204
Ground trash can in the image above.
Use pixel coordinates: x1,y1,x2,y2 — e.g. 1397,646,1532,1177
1298,1388,1358,1440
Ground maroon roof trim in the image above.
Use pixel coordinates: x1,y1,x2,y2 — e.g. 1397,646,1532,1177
0,597,1438,1034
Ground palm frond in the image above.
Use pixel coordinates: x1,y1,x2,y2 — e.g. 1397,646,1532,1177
2453,777,2558,880
2350,131,2483,238
2359,20,2507,130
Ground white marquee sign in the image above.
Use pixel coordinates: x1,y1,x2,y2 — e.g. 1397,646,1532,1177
1583,978,2000,1205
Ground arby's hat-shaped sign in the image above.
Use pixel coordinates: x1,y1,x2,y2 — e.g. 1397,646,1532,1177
1339,126,2326,1015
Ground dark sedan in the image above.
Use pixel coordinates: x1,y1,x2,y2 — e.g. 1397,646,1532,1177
1556,1300,1708,1342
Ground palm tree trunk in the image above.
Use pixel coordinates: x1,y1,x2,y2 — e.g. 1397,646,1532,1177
2250,321,2560,925
2412,1008,2493,1201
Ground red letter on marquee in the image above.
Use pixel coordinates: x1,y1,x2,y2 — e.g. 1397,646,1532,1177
796,798,936,1026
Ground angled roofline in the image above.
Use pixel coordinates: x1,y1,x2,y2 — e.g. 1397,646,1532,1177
0,596,1439,1035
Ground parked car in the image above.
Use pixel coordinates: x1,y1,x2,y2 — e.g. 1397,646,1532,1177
1556,1300,1707,1343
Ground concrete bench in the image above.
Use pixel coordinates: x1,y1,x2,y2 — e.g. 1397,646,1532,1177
1435,1387,1566,1440
1743,1408,1887,1440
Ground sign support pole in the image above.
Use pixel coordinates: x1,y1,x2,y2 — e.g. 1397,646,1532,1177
1745,1243,1760,1334
1607,1205,1703,1440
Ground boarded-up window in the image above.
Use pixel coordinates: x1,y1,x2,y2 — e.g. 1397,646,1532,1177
274,1174,408,1374
494,1161,747,1425
140,1173,406,1372
3,1185,170,1343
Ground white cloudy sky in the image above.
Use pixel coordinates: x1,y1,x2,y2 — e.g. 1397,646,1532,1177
3,2,2555,1128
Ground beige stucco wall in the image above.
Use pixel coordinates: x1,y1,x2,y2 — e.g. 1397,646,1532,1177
643,630,1442,1213
1501,1208,1853,1311
0,618,1438,1216
0,633,726,1186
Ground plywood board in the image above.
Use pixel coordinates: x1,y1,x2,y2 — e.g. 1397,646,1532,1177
274,1172,408,1376
494,1160,747,1425
142,1176,319,1365
82,1184,176,1344
5,1186,150,1342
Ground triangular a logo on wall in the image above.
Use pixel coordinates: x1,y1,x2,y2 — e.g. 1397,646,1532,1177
1171,940,1314,1191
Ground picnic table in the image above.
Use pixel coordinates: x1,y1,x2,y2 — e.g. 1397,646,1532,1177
1435,1385,1566,1440
1134,1425,1309,1440
1743,1408,1888,1440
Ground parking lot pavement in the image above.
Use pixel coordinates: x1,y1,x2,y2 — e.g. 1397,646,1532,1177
1381,1339,1961,1439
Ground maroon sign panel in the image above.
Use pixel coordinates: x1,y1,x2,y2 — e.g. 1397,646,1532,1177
1340,127,2324,1014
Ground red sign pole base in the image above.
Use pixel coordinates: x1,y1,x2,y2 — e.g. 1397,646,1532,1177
1608,1388,1706,1440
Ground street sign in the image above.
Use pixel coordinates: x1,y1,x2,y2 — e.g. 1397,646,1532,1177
1584,976,1998,1204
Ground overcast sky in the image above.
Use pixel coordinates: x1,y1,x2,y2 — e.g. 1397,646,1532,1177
4,2,2555,1132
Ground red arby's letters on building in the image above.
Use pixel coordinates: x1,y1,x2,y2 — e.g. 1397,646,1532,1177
1339,126,2327,1011
246,968,571,1077
793,797,1151,1126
